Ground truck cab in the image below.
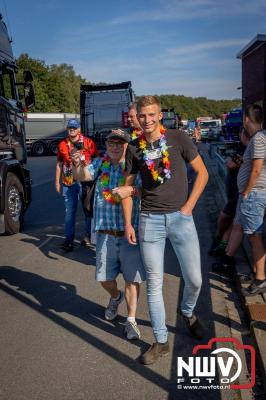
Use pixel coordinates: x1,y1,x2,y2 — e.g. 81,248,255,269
161,108,177,129
0,14,35,234
80,81,134,152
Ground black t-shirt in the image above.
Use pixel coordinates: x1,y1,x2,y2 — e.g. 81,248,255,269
125,130,198,212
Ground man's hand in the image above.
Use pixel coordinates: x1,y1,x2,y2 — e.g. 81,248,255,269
71,150,82,167
125,224,137,245
112,186,133,199
241,192,248,199
179,203,193,216
55,181,61,194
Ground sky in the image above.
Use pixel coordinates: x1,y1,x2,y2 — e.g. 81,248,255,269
2,0,266,100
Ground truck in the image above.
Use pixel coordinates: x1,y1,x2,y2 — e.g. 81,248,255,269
80,81,134,151
0,14,35,234
24,113,80,156
198,118,222,141
161,108,178,129
224,108,242,140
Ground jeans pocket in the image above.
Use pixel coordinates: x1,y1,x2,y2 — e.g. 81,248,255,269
177,210,192,219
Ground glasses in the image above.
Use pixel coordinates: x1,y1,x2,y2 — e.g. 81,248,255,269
106,141,124,148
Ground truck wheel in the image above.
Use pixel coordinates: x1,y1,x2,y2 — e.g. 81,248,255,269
49,140,59,156
32,141,46,156
4,173,25,234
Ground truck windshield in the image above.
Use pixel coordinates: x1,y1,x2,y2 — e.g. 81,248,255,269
200,121,218,128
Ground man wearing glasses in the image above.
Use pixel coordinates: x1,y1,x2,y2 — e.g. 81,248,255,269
72,129,145,340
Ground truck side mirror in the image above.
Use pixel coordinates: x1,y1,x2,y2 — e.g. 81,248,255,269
23,70,33,82
24,82,35,109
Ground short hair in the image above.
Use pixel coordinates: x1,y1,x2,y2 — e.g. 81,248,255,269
244,104,263,124
128,102,137,111
137,95,161,112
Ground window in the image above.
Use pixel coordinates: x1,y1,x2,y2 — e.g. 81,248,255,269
0,66,16,100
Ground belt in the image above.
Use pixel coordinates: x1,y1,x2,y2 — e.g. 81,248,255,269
98,229,124,237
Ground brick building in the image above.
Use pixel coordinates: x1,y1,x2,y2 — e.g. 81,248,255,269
237,34,266,128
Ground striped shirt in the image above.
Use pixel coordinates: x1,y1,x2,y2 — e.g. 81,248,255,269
88,157,140,231
237,130,266,193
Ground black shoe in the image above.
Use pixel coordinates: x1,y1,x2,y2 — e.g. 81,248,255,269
180,313,206,339
241,279,266,296
140,342,170,365
239,272,255,284
208,236,222,256
212,255,235,276
60,241,73,252
81,236,91,247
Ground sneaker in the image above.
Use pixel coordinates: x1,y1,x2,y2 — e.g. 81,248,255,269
212,255,235,276
180,313,206,339
124,320,141,340
105,291,124,321
81,236,90,247
241,279,266,297
140,342,170,365
239,272,255,284
60,240,73,252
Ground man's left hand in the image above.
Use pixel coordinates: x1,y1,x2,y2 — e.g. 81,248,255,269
179,204,193,216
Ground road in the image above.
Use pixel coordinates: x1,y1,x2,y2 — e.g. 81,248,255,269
0,152,253,400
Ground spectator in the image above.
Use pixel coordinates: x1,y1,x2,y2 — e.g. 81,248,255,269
235,104,266,296
120,96,208,365
55,119,98,252
72,129,145,339
209,128,249,259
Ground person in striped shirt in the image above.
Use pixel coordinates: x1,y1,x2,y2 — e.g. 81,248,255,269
72,129,145,340
235,104,266,296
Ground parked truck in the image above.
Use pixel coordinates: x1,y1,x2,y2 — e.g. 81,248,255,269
224,107,242,140
161,108,178,129
0,14,35,234
24,113,80,156
80,81,134,151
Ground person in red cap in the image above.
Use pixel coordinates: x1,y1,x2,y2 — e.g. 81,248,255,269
55,118,98,251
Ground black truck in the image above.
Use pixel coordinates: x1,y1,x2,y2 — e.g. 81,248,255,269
0,14,35,234
80,81,134,152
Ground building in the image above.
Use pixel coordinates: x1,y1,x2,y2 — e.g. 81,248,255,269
237,34,266,128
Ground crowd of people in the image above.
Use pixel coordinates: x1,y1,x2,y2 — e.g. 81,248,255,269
54,97,265,365
210,104,266,297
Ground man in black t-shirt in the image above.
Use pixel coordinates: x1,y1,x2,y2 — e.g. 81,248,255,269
117,96,209,365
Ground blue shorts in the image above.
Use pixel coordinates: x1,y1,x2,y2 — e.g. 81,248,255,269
95,233,146,283
234,191,266,234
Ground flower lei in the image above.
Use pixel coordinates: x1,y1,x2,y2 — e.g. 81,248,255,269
139,125,171,183
131,128,142,140
100,155,126,204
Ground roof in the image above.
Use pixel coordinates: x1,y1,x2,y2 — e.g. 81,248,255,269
237,34,266,59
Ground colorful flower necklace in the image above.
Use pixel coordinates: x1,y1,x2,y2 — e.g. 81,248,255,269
131,128,142,140
100,155,126,204
139,125,171,183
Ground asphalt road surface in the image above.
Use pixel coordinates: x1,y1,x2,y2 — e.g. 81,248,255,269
0,153,252,400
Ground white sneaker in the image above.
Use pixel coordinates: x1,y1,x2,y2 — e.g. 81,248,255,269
105,291,124,321
124,320,141,340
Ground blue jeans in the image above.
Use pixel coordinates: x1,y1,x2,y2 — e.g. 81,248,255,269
62,183,81,242
95,233,146,282
139,211,202,343
234,190,266,234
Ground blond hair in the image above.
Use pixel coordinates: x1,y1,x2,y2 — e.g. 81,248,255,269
137,96,161,112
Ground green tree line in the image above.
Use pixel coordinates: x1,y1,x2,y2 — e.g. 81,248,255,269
17,54,240,118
